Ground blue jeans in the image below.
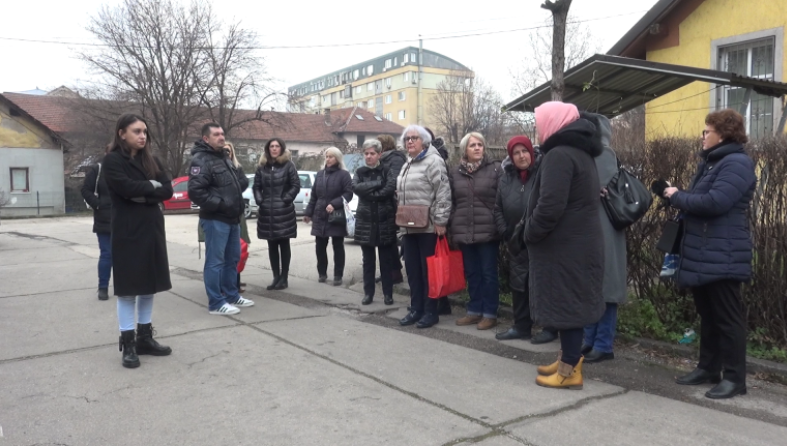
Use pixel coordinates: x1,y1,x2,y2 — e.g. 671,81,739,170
200,219,241,311
117,295,154,331
459,241,500,319
584,303,619,354
97,232,112,289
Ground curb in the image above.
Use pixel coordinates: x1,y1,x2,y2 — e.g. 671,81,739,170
395,280,787,381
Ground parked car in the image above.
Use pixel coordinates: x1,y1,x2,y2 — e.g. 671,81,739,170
242,173,256,218
294,171,317,216
161,176,191,211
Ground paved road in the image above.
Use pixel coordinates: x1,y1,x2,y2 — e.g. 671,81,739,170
2,214,787,445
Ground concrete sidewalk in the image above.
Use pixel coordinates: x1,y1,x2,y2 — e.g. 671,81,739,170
2,216,787,445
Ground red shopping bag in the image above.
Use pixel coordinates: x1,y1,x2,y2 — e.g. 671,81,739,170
427,236,466,298
237,239,249,273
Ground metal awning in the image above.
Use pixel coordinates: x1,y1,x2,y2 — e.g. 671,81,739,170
504,54,787,118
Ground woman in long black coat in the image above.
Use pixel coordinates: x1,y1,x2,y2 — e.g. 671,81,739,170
353,139,397,306
525,102,604,390
102,113,173,369
253,138,300,290
304,147,353,286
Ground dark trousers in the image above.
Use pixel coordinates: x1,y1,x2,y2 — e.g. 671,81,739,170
402,233,438,316
267,239,292,274
460,241,500,318
511,289,534,333
362,244,393,297
693,280,747,384
559,328,584,366
316,236,345,278
389,243,403,273
96,232,112,289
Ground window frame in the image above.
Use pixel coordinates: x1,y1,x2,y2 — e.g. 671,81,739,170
398,91,406,101
385,95,392,104
10,167,30,193
398,110,406,120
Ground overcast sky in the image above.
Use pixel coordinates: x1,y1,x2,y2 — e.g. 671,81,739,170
0,0,659,106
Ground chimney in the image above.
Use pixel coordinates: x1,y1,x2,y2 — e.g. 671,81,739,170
324,108,332,126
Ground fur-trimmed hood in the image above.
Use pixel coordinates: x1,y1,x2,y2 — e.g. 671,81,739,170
259,149,292,166
539,118,604,158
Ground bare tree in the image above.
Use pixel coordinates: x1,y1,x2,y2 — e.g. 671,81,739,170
428,73,510,145
78,0,270,176
541,0,573,101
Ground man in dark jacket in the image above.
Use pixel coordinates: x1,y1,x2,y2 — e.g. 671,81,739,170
81,148,113,301
188,123,253,315
377,134,406,285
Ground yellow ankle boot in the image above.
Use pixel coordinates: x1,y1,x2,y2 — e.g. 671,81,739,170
537,350,561,376
536,357,584,390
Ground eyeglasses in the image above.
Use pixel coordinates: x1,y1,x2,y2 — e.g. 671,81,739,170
403,136,421,143
701,129,717,137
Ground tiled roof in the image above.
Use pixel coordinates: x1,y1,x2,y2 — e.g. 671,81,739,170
0,93,71,147
3,92,404,144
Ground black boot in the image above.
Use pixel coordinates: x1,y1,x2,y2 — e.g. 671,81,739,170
98,288,109,301
274,271,289,290
384,295,394,305
362,295,373,305
267,268,281,290
437,297,452,315
119,330,140,368
333,276,342,286
136,323,172,356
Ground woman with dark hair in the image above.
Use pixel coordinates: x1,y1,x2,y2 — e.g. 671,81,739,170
304,147,353,286
102,113,173,368
526,101,605,390
81,144,113,301
377,133,406,285
253,138,301,290
663,108,756,399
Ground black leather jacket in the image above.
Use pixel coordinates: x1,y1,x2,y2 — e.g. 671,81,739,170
187,140,249,224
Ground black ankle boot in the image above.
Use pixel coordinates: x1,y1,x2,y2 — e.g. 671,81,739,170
119,330,140,368
384,295,394,305
267,269,281,290
274,271,289,290
136,323,172,356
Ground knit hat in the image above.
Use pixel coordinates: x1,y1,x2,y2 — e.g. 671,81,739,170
535,101,580,144
506,135,535,184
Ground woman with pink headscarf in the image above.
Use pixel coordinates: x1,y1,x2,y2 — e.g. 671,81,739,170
524,101,605,390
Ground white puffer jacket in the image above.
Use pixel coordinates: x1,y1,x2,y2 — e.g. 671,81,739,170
396,145,452,234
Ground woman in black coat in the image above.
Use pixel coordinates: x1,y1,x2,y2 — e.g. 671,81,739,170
525,102,604,390
102,113,173,369
303,147,353,286
493,135,542,341
663,109,756,400
353,139,397,306
377,134,407,284
80,146,113,301
253,138,300,290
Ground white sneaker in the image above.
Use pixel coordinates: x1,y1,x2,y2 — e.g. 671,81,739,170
209,303,240,315
231,296,255,307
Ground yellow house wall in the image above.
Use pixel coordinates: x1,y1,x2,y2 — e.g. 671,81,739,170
645,0,787,138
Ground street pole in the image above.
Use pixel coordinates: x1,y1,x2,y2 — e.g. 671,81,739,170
418,37,423,126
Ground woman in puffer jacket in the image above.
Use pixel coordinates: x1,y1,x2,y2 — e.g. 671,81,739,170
253,138,301,290
396,124,452,329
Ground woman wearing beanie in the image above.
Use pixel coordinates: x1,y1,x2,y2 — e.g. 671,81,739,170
525,101,605,389
304,147,353,286
494,135,542,340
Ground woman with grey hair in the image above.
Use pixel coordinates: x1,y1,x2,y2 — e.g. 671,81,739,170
354,139,398,305
397,124,452,328
304,147,353,285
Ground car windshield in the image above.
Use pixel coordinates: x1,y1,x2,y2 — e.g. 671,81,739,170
299,174,312,188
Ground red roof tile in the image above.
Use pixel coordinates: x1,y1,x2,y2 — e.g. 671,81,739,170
2,92,82,134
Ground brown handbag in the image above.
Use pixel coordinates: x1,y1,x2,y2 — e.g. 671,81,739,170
396,204,430,229
395,161,430,229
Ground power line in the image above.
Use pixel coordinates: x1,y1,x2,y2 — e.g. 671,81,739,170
646,85,722,110
0,11,646,50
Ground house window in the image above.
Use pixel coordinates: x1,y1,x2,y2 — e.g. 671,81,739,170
394,57,398,67
367,82,374,92
404,53,409,63
717,37,776,138
384,59,392,69
398,110,406,120
357,135,366,147
10,167,29,192
385,95,392,104
353,69,359,80
403,72,410,82
385,77,392,88
367,100,375,108
385,113,393,121
411,52,417,64
398,92,406,101
367,64,374,75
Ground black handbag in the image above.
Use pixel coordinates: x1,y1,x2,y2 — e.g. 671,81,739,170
328,209,346,225
656,218,683,254
602,159,653,230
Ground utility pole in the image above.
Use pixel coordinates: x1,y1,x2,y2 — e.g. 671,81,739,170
418,37,423,125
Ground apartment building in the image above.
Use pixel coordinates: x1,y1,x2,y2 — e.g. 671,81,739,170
288,47,473,130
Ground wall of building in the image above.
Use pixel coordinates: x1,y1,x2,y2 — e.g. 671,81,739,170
645,0,787,138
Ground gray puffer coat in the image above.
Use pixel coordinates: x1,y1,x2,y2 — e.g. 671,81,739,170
449,154,502,245
494,156,539,293
396,145,452,234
